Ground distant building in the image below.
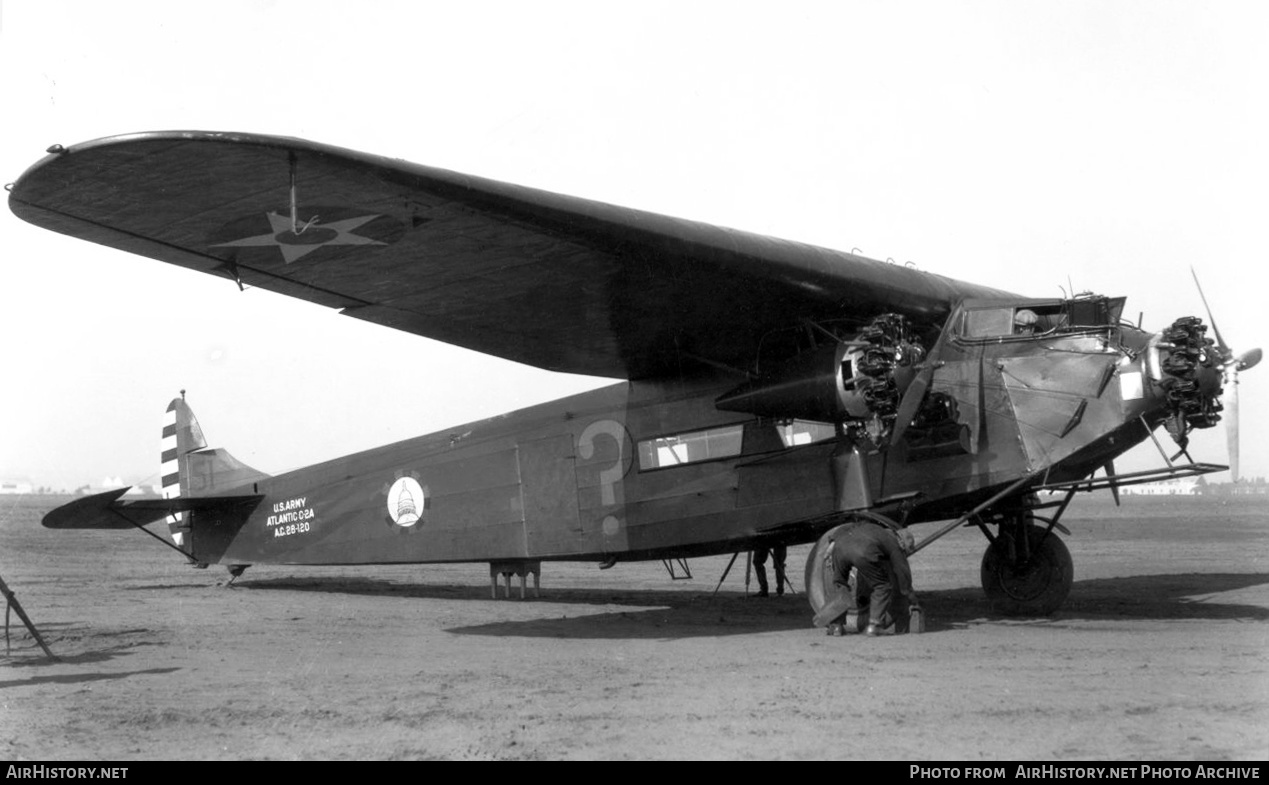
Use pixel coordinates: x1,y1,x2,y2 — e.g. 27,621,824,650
123,484,163,498
1229,482,1269,496
1121,477,1198,496
0,480,34,495
68,480,162,498
1209,479,1269,496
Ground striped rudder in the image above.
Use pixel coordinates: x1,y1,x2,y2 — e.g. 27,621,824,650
161,394,207,562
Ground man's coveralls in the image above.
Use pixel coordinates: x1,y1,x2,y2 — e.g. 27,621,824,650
832,522,918,629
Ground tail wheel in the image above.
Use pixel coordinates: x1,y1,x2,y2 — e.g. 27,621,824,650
980,522,1073,615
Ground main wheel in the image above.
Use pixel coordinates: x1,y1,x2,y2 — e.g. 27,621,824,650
805,526,846,612
805,524,858,628
980,522,1072,615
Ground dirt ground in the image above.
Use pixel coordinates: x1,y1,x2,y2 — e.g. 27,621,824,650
0,493,1265,761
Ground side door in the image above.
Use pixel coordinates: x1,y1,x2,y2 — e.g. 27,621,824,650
517,434,581,558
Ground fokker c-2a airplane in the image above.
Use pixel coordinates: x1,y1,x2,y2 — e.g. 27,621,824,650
8,131,1260,622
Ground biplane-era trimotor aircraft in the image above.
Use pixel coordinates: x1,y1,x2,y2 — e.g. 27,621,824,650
9,131,1260,622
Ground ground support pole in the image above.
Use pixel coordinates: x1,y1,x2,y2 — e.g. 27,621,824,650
0,572,57,661
712,552,741,596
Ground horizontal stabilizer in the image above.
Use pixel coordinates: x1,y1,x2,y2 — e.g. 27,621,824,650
43,488,263,529
42,488,139,529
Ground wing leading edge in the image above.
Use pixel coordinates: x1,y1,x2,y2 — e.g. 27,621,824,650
9,131,1016,379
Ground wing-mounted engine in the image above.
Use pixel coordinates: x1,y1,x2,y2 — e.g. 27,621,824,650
1153,316,1224,443
715,313,925,443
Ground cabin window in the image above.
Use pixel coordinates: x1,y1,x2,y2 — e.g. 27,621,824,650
638,424,745,470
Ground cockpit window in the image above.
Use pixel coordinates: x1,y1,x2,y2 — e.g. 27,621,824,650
964,306,1055,337
1068,296,1126,327
961,304,1065,339
958,295,1127,341
964,308,1016,338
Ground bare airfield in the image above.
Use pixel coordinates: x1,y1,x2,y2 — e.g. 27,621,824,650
1,493,1265,760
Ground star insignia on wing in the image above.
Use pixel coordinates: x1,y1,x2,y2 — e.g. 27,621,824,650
211,211,388,264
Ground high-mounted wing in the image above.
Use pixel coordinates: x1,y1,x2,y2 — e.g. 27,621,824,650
9,131,1015,379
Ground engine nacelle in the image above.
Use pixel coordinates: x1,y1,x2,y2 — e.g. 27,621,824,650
716,314,924,430
715,340,855,423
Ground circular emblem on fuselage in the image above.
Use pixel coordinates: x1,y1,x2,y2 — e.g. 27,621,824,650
387,476,426,527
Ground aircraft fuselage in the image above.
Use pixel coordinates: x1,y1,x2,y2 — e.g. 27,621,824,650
185,302,1175,570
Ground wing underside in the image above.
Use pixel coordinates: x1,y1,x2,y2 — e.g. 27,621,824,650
9,131,1016,378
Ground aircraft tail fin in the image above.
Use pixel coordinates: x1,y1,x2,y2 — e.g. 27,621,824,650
161,395,269,558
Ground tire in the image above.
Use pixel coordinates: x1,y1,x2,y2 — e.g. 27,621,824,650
805,525,857,627
980,523,1073,616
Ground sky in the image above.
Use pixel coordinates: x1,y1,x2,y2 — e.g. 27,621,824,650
1,0,1266,490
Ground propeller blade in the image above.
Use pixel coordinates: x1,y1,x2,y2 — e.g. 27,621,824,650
1190,267,1232,361
1103,460,1120,506
890,312,958,447
1236,347,1262,372
890,362,936,447
1226,373,1240,482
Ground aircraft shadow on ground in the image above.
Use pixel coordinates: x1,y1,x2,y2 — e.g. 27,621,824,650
1045,572,1268,621
926,572,1269,632
2,626,166,668
239,575,740,608
0,667,180,690
242,575,818,638
233,571,1269,640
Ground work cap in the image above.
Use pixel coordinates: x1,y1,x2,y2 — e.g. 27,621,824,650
898,529,916,554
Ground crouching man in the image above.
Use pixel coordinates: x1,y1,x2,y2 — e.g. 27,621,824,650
830,521,920,636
